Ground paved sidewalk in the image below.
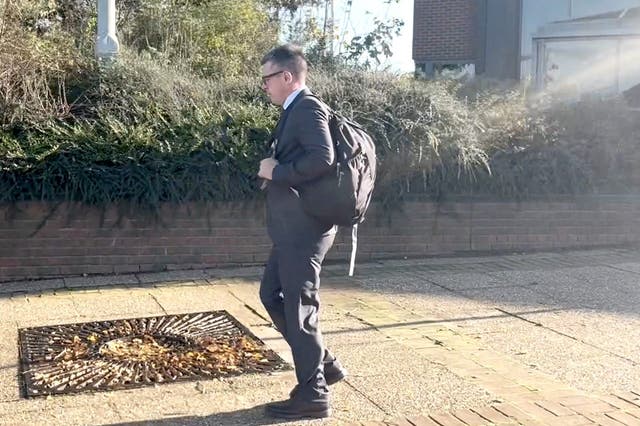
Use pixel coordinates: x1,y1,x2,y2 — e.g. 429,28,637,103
1,247,640,425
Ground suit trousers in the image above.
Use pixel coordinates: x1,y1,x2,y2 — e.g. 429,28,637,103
259,233,335,401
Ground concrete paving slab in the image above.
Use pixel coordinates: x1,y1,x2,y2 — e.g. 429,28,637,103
205,266,264,280
64,274,140,288
323,315,495,416
11,294,79,327
354,270,531,322
487,266,640,313
68,289,165,320
447,311,640,394
102,383,203,423
535,272,640,314
0,279,65,295
342,339,496,416
141,279,212,289
136,270,208,285
0,361,21,403
0,330,17,361
327,286,384,315
148,283,239,315
85,371,380,425
415,272,512,291
321,313,396,356
374,291,505,325
222,280,273,323
0,323,20,403
565,249,640,266
3,247,640,425
459,285,563,311
190,372,384,424
515,309,640,362
0,296,18,321
556,355,640,394
0,392,124,426
613,261,640,274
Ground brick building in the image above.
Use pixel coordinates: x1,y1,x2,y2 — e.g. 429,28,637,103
413,0,640,96
412,0,521,80
411,0,478,73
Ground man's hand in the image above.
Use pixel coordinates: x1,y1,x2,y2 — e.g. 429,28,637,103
258,158,279,181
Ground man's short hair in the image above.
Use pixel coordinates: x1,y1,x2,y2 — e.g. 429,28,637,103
261,44,308,77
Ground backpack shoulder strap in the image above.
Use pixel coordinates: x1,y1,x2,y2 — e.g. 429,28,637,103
349,224,358,277
304,93,336,115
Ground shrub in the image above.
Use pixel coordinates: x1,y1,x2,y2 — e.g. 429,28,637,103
0,49,276,206
310,69,591,202
1,1,639,210
0,1,94,128
117,0,278,77
549,98,640,192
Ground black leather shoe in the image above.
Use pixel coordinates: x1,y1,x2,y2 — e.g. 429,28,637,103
326,363,347,386
266,397,331,419
289,365,347,397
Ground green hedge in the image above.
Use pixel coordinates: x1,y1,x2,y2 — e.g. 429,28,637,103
2,52,640,208
2,2,639,209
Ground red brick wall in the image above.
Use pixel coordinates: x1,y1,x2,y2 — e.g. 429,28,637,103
1,198,640,282
413,0,477,62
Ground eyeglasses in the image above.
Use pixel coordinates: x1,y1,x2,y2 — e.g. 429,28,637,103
261,70,285,84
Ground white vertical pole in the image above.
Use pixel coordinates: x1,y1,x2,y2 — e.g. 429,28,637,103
329,0,335,56
615,39,620,94
533,39,544,90
96,0,119,61
568,0,573,18
323,0,330,56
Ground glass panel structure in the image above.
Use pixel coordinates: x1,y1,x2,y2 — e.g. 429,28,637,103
542,39,620,98
619,38,640,92
522,0,640,80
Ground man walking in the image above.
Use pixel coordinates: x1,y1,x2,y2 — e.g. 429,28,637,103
257,44,347,420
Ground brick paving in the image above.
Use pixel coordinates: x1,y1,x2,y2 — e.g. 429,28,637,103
329,250,640,426
1,247,640,425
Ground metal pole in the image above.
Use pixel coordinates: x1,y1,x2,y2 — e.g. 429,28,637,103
323,0,329,56
329,0,334,56
95,0,119,61
568,0,573,17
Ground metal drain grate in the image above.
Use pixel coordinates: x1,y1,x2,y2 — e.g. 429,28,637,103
18,310,287,398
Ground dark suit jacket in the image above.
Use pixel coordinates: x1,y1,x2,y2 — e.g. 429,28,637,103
265,88,337,246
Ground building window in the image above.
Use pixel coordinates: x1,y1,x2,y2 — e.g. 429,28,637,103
541,38,619,97
536,36,640,99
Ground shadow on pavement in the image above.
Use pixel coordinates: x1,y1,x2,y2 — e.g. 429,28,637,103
107,404,293,426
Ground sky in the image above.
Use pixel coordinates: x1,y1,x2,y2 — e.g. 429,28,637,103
333,0,414,72
289,0,415,72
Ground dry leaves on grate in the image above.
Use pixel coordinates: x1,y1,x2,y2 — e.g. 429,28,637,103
19,311,287,397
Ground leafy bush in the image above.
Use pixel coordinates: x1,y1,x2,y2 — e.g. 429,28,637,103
0,50,276,206
0,1,94,128
1,0,639,210
548,98,640,192
310,69,578,202
117,0,278,77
